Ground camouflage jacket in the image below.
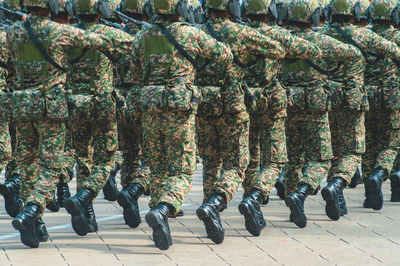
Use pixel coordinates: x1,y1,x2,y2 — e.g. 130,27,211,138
6,15,112,93
0,31,7,91
246,20,321,87
68,22,133,95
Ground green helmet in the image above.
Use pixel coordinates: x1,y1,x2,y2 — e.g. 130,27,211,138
329,0,370,21
287,0,321,26
75,0,97,14
4,0,22,9
25,0,49,8
205,0,242,19
370,0,398,24
120,0,146,13
244,0,282,19
151,0,189,17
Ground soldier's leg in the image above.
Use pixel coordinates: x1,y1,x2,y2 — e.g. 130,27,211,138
196,115,223,202
5,122,17,180
362,107,379,180
0,122,11,173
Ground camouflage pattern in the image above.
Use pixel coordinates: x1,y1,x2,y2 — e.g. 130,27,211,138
152,0,184,15
242,18,321,198
130,20,233,214
25,0,48,8
75,0,99,15
68,21,133,197
197,16,286,202
6,15,113,212
286,0,319,23
370,0,397,21
0,122,11,173
121,0,147,13
321,21,400,184
362,22,400,178
329,0,361,16
205,0,230,11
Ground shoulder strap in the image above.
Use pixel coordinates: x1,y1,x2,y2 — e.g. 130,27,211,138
156,23,199,70
305,59,342,77
23,20,67,72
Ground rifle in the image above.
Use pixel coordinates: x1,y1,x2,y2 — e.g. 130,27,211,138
114,10,152,27
100,18,124,30
0,6,29,21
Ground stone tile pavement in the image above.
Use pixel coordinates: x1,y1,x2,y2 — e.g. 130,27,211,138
1,164,400,265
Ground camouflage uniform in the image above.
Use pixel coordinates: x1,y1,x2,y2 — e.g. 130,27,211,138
6,15,112,212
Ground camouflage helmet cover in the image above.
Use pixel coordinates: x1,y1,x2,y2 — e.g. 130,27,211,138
24,0,48,8
370,0,398,23
287,0,321,25
244,0,271,14
75,0,97,14
205,0,242,19
205,0,229,11
120,0,146,13
151,0,188,16
4,0,22,9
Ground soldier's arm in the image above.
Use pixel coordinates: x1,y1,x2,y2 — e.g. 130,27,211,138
129,30,143,80
359,28,400,59
277,29,321,59
102,27,134,58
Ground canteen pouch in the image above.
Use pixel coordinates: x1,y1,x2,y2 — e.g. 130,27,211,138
306,83,331,112
222,82,246,114
94,92,116,123
0,90,10,122
287,86,306,111
343,83,364,111
139,85,165,113
45,86,69,122
12,89,45,121
245,86,268,115
165,83,200,112
198,86,223,116
383,82,400,110
68,94,93,121
269,81,287,112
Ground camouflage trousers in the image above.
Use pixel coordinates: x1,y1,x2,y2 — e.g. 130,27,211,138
242,109,287,199
362,107,400,178
328,108,365,184
5,122,17,180
0,122,11,173
117,105,150,192
70,96,118,197
61,122,75,183
15,119,66,213
197,110,249,203
142,111,197,215
285,111,333,195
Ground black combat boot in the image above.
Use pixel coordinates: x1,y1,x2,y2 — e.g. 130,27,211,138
0,174,23,218
116,183,143,228
390,170,400,202
12,204,41,248
196,193,226,244
169,210,184,218
285,184,313,228
85,201,98,233
103,163,119,202
238,190,266,236
321,177,347,220
145,204,172,250
365,169,385,210
312,185,321,195
275,169,286,200
363,179,373,208
56,182,71,208
35,217,49,242
349,166,362,188
338,190,347,216
65,189,94,236
46,196,60,212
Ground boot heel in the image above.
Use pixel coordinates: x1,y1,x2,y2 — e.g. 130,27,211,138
238,202,262,236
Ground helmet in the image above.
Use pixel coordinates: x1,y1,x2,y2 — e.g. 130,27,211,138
244,0,282,19
120,0,146,13
205,0,242,19
105,0,122,18
370,0,398,25
150,0,189,17
4,0,22,9
287,0,321,26
24,0,49,8
329,0,370,21
75,0,97,14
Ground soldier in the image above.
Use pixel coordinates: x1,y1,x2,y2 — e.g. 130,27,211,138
363,0,400,206
130,0,234,250
6,0,114,248
282,0,363,228
320,0,400,220
114,0,153,229
64,0,134,236
239,0,321,232
196,0,286,241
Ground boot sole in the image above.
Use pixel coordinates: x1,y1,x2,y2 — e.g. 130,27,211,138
366,178,383,210
284,197,307,228
145,212,171,250
321,188,340,221
196,208,224,244
238,202,262,236
116,192,141,228
12,218,39,248
65,199,89,236
275,182,285,200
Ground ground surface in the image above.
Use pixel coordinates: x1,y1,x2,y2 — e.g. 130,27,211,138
1,164,400,266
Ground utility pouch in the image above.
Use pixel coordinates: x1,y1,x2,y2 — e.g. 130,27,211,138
287,86,306,111
12,89,45,121
0,90,10,122
166,83,200,112
306,83,331,112
383,82,400,110
45,86,69,122
222,82,246,114
198,86,223,116
94,92,116,123
68,94,93,121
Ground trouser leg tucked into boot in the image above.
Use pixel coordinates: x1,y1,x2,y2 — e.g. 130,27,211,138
103,163,119,202
145,204,172,250
390,170,400,202
349,165,362,188
238,190,266,236
365,169,385,210
285,183,312,228
321,177,346,220
65,189,94,236
12,203,41,248
116,183,143,228
57,182,71,208
196,193,226,244
85,201,98,233
0,174,23,218
46,195,60,212
35,217,49,242
275,169,286,200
